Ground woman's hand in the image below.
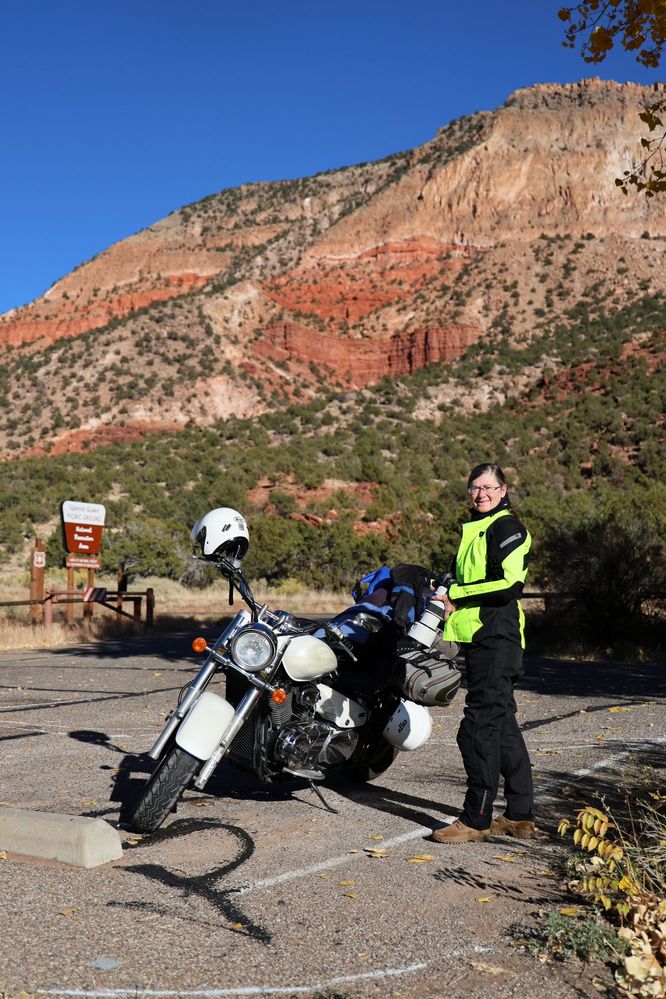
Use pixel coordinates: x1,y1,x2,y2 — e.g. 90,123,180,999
431,591,457,616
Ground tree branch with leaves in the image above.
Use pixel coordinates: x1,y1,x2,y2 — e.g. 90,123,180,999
559,1,666,195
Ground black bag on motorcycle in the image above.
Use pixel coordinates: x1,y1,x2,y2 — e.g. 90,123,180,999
397,645,461,706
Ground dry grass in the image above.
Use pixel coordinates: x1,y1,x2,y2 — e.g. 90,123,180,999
0,573,348,651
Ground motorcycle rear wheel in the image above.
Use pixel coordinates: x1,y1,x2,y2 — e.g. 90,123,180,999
129,745,201,833
342,740,398,782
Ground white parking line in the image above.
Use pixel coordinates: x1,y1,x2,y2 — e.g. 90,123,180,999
571,737,666,779
233,823,453,896
38,946,492,997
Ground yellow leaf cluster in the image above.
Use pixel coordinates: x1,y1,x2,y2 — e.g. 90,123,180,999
616,898,666,996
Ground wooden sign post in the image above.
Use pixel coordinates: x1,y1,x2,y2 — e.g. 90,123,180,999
30,539,46,624
61,501,106,623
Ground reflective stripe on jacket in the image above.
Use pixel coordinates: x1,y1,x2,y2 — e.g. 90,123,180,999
443,507,531,648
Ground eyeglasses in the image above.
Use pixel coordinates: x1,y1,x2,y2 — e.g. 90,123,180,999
468,484,502,496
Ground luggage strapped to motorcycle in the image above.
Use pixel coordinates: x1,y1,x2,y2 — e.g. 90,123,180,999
351,563,431,632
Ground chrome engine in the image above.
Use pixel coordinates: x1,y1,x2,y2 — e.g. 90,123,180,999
274,720,358,772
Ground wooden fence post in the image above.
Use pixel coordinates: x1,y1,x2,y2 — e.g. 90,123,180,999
66,564,75,625
44,592,53,632
117,562,127,614
83,567,95,620
146,588,154,628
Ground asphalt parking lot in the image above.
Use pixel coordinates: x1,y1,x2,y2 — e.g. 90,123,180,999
0,629,664,999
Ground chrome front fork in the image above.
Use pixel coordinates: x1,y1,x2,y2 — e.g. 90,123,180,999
148,610,251,761
193,685,262,789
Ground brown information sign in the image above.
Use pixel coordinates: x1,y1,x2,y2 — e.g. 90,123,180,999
62,501,106,555
66,555,101,569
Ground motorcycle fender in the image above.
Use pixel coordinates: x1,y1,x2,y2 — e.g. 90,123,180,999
315,683,367,728
175,692,235,761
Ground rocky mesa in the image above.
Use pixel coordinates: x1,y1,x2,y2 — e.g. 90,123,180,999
1,78,665,458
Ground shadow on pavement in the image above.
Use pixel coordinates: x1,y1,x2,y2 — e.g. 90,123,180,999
520,655,666,699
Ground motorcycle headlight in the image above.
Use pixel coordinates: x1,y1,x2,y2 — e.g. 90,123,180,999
230,626,277,673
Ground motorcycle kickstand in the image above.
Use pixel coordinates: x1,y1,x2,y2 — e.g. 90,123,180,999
307,780,338,815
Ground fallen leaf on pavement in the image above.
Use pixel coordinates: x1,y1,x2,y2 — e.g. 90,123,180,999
364,847,388,858
343,892,358,899
470,960,505,976
608,706,631,713
476,897,491,903
493,855,516,862
0,851,8,860
369,834,384,841
407,854,434,863
59,908,76,917
339,880,355,886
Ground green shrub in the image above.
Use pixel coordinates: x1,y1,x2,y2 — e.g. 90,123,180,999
539,495,666,642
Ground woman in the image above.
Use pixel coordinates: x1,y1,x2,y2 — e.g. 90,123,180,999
432,463,536,844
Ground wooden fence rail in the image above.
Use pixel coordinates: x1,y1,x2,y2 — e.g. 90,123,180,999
0,589,154,631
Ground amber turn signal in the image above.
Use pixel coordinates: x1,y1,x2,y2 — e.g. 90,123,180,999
192,637,208,654
271,689,287,704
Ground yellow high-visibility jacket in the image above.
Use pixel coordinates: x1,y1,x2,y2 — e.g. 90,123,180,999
443,505,531,648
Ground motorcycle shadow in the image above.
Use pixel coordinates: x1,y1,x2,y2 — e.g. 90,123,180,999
205,762,314,804
112,750,458,833
329,775,461,832
113,753,322,829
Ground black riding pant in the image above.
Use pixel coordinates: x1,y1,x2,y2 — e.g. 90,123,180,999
457,636,533,830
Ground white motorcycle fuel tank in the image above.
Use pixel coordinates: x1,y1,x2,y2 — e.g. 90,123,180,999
281,634,337,681
175,691,236,761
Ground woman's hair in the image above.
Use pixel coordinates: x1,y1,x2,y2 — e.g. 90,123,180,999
466,463,507,488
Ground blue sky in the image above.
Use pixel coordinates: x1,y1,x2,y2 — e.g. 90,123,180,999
0,1,659,315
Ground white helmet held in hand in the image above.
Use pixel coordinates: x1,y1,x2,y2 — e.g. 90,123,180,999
191,508,249,563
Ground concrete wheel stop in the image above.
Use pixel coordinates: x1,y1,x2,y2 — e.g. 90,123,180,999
0,808,123,867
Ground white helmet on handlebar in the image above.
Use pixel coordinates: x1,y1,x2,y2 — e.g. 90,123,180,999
191,508,249,563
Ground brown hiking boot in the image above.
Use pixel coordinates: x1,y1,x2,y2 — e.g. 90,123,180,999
490,815,538,839
432,820,490,844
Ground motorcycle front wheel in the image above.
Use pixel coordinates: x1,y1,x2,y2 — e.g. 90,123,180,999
129,745,202,833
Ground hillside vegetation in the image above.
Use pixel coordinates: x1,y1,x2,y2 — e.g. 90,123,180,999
2,292,663,619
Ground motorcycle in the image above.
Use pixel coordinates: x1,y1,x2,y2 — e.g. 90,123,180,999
128,508,461,834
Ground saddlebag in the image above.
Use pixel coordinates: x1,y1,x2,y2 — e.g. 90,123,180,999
398,646,461,706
